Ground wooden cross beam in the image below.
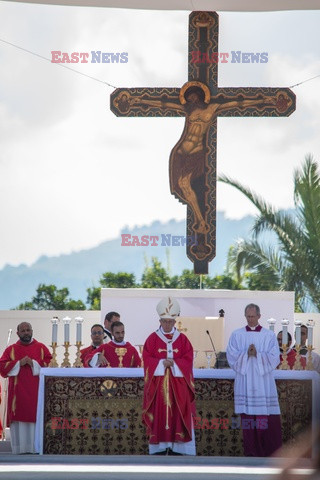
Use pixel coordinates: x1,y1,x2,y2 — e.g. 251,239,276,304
110,11,296,274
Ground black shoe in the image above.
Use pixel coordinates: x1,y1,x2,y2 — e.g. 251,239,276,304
152,450,167,455
168,448,183,456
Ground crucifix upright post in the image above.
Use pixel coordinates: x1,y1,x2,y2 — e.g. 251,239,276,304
110,11,295,274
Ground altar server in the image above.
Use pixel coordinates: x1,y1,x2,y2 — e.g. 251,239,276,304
103,311,120,342
227,303,282,457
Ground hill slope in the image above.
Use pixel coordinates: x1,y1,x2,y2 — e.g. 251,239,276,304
0,213,254,309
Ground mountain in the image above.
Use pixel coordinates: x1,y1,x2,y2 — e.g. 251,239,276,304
0,213,255,309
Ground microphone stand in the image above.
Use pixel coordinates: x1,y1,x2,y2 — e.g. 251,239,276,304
2,329,12,440
206,330,218,367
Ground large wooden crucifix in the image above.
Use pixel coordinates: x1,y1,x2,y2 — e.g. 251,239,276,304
110,11,296,274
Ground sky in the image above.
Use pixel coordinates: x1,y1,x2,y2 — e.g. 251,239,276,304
0,2,319,270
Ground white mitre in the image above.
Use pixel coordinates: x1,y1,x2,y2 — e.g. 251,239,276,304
156,297,180,320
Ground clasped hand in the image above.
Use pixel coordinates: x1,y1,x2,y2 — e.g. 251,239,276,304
20,356,33,367
247,344,257,357
163,359,174,368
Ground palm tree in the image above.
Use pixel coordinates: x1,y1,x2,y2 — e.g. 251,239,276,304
219,155,320,312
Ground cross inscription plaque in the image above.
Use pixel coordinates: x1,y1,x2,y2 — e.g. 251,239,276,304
110,11,296,274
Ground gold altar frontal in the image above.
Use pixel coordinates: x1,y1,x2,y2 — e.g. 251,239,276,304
36,368,318,455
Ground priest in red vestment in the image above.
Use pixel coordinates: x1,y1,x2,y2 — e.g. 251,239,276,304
80,324,105,365
85,321,141,368
0,322,52,454
142,297,196,456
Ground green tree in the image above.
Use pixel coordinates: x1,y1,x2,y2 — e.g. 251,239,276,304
219,155,320,311
175,269,201,289
15,284,86,310
205,273,241,290
86,272,138,310
99,272,137,288
86,286,101,311
140,257,173,288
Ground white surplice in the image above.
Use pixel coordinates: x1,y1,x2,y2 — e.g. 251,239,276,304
226,327,281,415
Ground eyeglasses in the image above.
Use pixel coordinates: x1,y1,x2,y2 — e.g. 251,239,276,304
91,331,104,335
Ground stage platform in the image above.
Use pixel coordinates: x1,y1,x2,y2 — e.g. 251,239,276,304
0,450,316,480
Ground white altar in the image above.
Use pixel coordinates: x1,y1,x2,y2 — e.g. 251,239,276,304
35,368,320,456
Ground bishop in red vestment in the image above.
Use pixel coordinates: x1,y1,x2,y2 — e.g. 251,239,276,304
85,321,141,368
142,297,196,455
0,322,52,454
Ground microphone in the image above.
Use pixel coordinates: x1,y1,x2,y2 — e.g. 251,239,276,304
206,330,217,356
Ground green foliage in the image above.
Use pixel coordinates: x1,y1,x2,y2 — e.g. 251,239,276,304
15,284,86,310
219,155,320,312
99,272,137,288
205,274,241,290
86,272,138,310
140,257,173,288
86,287,101,311
175,269,201,289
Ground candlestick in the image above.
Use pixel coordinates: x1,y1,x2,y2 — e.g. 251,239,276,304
281,319,289,345
294,320,301,346
73,341,83,367
49,342,59,368
293,344,303,371
279,344,289,370
61,342,71,368
306,345,314,370
267,318,277,332
75,316,84,343
50,316,59,344
63,316,71,343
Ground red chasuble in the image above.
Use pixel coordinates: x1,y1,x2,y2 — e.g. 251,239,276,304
142,330,195,445
279,349,306,369
80,345,98,365
84,342,141,368
0,339,52,425
0,385,2,437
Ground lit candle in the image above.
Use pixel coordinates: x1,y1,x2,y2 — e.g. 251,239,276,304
281,319,289,345
75,316,84,343
267,318,277,332
294,320,301,345
63,316,71,343
51,317,59,343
